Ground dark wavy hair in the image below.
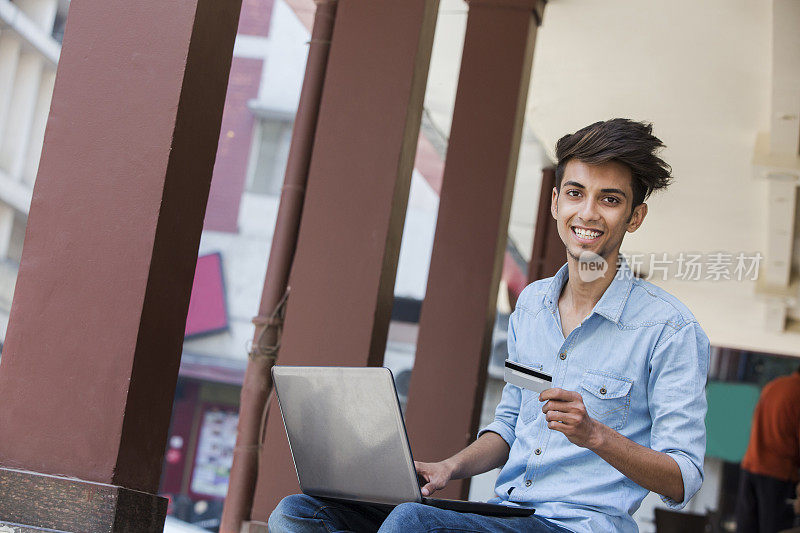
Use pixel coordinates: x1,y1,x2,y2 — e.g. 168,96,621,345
554,119,673,207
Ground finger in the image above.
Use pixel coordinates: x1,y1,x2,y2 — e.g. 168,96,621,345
545,410,578,425
555,390,580,402
544,410,562,422
542,399,571,413
541,388,582,403
538,387,562,401
413,463,430,486
548,419,570,431
421,482,437,497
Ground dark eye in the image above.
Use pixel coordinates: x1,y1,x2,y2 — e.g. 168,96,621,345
604,196,620,204
566,189,581,197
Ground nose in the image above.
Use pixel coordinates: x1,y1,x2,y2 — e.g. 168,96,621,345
578,196,600,222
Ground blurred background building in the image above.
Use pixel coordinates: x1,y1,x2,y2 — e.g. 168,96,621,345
0,0,66,340
0,0,797,532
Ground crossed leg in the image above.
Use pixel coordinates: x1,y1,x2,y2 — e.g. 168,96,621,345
268,495,572,533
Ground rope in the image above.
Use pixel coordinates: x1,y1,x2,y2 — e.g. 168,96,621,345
259,388,276,447
232,387,276,452
243,290,290,448
248,289,290,363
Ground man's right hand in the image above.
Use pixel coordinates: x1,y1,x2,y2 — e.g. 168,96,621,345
414,460,455,496
412,432,510,497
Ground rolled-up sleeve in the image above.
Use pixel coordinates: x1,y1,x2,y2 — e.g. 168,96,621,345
647,320,710,509
478,310,522,448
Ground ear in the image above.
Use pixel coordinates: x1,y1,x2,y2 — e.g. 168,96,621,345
550,186,559,220
626,203,648,233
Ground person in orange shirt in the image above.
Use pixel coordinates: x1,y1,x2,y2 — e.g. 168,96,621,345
736,367,800,532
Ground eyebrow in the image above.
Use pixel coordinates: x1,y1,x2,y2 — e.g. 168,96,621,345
562,180,628,198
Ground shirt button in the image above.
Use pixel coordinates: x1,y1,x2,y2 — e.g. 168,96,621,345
559,352,567,360
599,387,607,395
525,480,532,487
535,448,542,455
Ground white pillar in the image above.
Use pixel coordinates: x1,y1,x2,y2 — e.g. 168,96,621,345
0,203,14,259
14,0,58,33
757,0,800,331
0,34,22,147
764,178,797,287
771,0,800,156
23,69,54,186
0,52,43,179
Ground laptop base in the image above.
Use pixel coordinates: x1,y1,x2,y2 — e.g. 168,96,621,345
311,494,535,519
423,497,535,518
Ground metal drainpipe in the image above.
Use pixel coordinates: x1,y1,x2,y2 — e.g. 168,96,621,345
220,1,338,531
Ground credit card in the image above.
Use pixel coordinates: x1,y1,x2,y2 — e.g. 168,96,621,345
504,359,552,394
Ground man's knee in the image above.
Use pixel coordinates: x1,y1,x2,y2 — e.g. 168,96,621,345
268,494,317,532
382,502,433,529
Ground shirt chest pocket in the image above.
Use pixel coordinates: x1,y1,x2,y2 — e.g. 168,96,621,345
520,389,542,424
580,370,633,431
515,361,546,424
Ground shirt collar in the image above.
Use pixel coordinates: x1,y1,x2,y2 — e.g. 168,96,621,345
544,254,635,324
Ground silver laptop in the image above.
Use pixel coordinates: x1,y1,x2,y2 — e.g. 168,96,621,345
271,365,535,518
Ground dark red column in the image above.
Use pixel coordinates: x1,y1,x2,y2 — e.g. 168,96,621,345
404,0,545,500
0,0,241,530
250,0,439,518
529,167,565,282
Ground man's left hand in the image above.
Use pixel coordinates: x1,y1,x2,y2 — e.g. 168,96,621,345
540,388,603,449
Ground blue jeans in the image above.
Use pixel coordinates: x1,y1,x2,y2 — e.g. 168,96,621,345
268,494,573,533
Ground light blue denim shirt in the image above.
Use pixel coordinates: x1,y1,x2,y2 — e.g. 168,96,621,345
480,255,710,533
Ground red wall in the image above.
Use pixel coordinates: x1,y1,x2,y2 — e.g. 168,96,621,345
204,57,264,232
239,0,275,37
204,0,275,232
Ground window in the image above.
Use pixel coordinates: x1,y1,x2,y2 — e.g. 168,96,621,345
246,118,293,196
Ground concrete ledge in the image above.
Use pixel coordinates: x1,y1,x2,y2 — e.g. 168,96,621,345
0,522,70,532
240,521,269,533
0,468,167,533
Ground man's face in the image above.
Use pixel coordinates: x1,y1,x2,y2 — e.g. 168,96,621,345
551,160,648,264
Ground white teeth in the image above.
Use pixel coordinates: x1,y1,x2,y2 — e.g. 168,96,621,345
574,227,600,239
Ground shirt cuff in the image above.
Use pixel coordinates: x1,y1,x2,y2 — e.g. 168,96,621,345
478,420,515,449
660,451,702,509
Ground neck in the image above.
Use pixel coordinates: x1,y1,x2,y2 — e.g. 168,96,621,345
561,250,620,313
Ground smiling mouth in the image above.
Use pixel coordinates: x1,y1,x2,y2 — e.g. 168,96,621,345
571,226,604,242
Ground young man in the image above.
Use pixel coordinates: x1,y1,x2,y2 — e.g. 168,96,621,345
269,119,710,533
